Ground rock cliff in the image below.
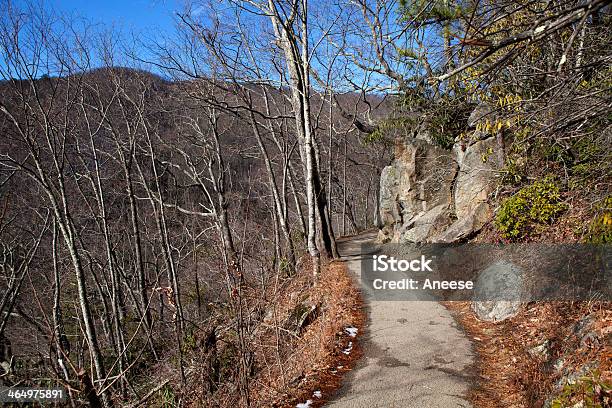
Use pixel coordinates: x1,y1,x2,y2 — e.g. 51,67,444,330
378,104,503,244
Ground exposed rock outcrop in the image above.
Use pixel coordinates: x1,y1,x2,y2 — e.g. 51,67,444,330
378,139,457,243
377,105,515,322
453,136,501,220
467,102,496,128
378,105,503,244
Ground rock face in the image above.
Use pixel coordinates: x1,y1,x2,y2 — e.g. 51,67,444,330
467,102,495,128
378,139,457,243
453,137,501,220
377,105,511,323
378,105,503,244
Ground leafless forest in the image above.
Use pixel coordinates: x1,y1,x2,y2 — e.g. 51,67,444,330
0,0,610,407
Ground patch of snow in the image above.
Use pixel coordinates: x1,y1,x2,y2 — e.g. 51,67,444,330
342,341,353,355
534,25,547,35
296,400,313,408
313,390,322,398
344,326,358,337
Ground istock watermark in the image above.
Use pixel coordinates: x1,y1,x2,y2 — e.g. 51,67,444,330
370,254,474,291
372,255,433,272
360,243,611,301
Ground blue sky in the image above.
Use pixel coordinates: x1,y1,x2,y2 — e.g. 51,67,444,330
4,0,192,76
4,0,408,87
45,0,182,39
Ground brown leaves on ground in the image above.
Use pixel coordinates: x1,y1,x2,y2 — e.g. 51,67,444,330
445,301,611,408
171,257,365,408
249,260,366,408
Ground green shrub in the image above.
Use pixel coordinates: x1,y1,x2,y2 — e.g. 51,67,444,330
495,177,567,239
585,196,612,244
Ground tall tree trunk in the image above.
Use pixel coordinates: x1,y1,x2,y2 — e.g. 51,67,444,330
52,221,76,407
342,136,347,235
248,111,296,269
287,163,306,240
123,152,157,358
312,163,337,258
267,0,321,275
31,158,110,406
135,134,186,385
87,129,127,395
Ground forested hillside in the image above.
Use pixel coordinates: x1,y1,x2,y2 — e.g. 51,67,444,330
0,3,391,403
0,0,610,407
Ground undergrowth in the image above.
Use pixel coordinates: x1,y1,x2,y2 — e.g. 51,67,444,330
495,177,567,240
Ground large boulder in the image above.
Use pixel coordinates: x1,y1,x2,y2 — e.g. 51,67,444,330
398,203,452,243
378,138,457,243
453,136,502,220
378,164,402,228
432,202,491,243
429,136,502,242
472,260,524,321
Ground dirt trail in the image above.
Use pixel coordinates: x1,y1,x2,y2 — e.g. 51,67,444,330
327,232,475,408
